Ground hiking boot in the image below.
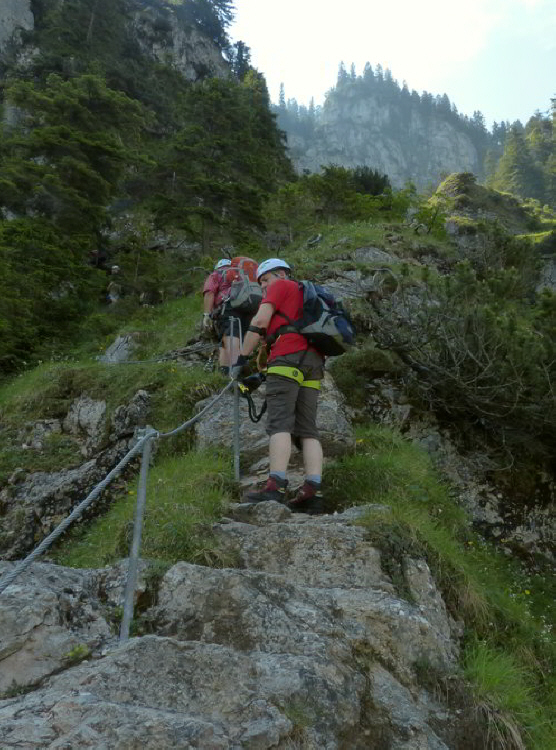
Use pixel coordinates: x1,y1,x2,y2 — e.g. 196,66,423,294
245,475,288,504
287,481,324,515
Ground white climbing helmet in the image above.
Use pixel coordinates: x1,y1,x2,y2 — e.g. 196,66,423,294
214,258,232,270
256,258,291,281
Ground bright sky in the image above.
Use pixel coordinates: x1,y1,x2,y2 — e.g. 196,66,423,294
229,0,556,129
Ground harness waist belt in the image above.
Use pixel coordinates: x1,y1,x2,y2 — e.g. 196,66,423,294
267,365,321,390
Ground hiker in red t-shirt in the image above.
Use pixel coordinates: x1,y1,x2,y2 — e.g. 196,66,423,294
232,258,325,515
202,259,252,375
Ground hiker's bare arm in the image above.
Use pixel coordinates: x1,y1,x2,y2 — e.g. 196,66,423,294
203,291,214,313
241,302,274,356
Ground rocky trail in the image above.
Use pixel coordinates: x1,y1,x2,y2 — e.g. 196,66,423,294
0,495,468,749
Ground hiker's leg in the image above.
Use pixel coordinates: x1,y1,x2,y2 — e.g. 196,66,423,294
266,373,298,475
219,335,230,367
301,437,323,477
269,432,292,474
290,425,324,514
294,384,321,474
219,335,240,367
291,350,324,478
245,375,294,504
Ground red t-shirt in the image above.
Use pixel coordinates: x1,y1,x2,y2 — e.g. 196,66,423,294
202,270,231,308
264,278,318,361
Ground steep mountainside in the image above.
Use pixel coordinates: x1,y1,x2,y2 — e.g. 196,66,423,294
0,3,555,745
279,78,553,206
0,0,230,83
0,198,554,748
282,87,481,189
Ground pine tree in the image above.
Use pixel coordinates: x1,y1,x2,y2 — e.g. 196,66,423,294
491,124,545,201
174,0,235,49
438,94,451,115
337,62,348,86
228,40,251,81
2,73,147,234
151,76,290,247
279,83,286,109
546,98,556,203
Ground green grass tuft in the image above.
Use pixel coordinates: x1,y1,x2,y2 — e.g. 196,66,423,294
52,448,235,568
324,424,555,749
464,639,555,749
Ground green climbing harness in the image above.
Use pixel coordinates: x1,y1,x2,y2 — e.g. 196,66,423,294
266,365,321,389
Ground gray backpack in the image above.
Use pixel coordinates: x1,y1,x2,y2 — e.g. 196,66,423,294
222,257,262,316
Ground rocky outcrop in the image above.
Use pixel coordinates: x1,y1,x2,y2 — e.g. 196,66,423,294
0,0,33,52
364,379,556,564
0,391,150,561
538,256,556,292
0,504,470,748
0,563,112,695
130,3,229,82
0,0,229,85
97,334,138,364
286,88,479,190
0,558,155,694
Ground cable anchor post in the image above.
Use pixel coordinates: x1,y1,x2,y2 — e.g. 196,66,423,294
120,427,154,643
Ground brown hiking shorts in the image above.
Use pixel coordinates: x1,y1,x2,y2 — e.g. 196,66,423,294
265,350,324,438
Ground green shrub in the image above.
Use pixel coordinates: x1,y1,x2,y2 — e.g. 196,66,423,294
329,345,403,409
370,260,556,462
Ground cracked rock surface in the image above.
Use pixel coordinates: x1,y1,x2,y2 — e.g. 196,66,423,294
0,504,466,748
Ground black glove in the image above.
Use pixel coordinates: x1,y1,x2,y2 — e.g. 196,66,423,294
230,354,249,379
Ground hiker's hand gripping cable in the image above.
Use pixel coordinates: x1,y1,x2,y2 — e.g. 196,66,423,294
202,313,213,333
230,303,273,379
202,291,215,334
230,354,249,379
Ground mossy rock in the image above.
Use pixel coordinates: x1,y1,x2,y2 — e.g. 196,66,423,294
437,173,542,235
329,346,404,409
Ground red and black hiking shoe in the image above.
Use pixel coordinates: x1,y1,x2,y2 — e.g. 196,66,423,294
287,481,324,515
245,475,288,504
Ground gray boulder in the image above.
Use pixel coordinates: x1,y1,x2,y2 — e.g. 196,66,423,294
97,334,138,364
0,508,463,748
0,563,111,695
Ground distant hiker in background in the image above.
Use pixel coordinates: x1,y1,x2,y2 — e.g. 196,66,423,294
202,257,260,375
232,258,325,515
107,265,122,304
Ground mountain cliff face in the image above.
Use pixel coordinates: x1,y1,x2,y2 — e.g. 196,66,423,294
0,0,33,51
0,0,229,83
284,88,481,189
127,2,230,83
